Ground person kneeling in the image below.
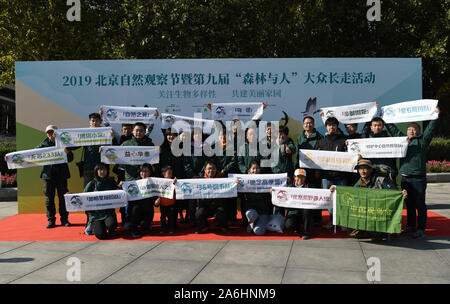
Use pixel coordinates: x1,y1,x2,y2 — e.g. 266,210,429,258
195,161,231,235
84,163,119,240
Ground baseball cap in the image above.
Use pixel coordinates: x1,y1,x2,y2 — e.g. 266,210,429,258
45,125,58,133
294,169,307,177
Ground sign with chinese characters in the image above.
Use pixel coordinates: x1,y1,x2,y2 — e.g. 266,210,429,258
122,177,175,201
347,137,409,158
211,102,264,121
228,173,287,193
320,102,377,124
381,99,439,123
64,190,127,212
101,105,158,124
55,127,113,147
299,149,358,172
271,187,333,210
333,186,404,234
161,113,215,134
100,146,159,165
175,178,237,200
6,146,67,169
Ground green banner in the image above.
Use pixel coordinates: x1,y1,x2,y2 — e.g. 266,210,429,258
334,186,404,234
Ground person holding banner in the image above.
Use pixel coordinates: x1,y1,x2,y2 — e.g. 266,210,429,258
241,161,272,236
384,106,440,239
154,166,178,234
195,161,231,235
35,125,74,228
295,116,324,226
361,117,398,185
344,123,362,186
271,126,295,181
315,117,349,230
81,113,106,187
83,163,119,240
238,126,262,174
284,169,313,240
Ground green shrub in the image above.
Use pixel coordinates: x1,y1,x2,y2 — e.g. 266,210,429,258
427,138,450,161
0,141,16,175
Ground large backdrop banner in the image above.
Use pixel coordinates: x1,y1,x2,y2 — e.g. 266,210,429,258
15,58,421,213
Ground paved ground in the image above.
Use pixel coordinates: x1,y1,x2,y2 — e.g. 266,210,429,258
0,183,449,284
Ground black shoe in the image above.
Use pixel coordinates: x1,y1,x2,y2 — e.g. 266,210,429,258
195,227,209,234
61,220,71,227
131,229,141,238
46,221,56,229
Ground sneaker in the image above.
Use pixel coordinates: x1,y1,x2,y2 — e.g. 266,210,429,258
247,225,253,233
371,233,386,242
195,227,209,234
131,229,141,238
401,226,416,235
413,229,425,239
46,221,56,229
84,223,93,235
341,226,348,232
61,220,71,227
302,235,310,240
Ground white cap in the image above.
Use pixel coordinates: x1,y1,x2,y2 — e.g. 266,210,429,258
45,125,58,133
294,169,307,177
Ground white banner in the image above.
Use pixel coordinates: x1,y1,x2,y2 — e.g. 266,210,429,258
122,177,175,201
101,146,159,165
381,99,439,123
347,137,409,158
55,127,113,147
175,178,237,200
272,187,333,210
101,105,158,124
6,147,67,169
211,102,264,121
229,173,287,193
64,190,127,212
299,149,358,172
320,102,377,124
161,113,215,134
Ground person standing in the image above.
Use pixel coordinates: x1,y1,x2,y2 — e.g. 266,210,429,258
384,107,440,239
34,125,74,228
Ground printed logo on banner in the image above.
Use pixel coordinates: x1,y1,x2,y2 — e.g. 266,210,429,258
70,195,83,208
180,183,193,194
126,184,140,197
60,132,72,144
237,177,245,190
349,142,361,153
215,106,226,117
384,107,395,117
325,110,335,118
276,190,288,202
106,109,118,121
11,154,25,165
303,152,314,164
104,148,118,161
342,192,354,205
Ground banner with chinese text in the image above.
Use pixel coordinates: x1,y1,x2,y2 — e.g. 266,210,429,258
332,186,403,234
64,190,127,212
55,127,113,147
211,102,264,121
229,173,287,193
271,187,333,210
6,147,67,169
175,178,237,200
101,105,158,124
299,149,358,172
122,177,175,201
347,137,408,158
381,99,438,123
100,146,159,165
320,102,377,124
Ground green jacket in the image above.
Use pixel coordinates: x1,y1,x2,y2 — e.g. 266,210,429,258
82,145,101,171
354,172,394,190
363,128,398,177
121,135,155,181
295,129,323,167
159,142,185,178
84,176,118,223
271,137,296,179
35,138,73,180
386,119,438,176
183,145,211,178
238,141,262,174
213,144,238,175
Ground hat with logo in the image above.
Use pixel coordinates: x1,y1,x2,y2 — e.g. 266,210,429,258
294,168,307,177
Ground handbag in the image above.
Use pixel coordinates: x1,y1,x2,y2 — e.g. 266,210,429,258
76,148,84,177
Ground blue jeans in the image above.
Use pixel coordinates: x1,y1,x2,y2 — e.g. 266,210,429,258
322,178,348,214
401,175,427,230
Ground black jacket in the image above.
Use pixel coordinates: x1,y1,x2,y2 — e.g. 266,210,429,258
315,133,348,180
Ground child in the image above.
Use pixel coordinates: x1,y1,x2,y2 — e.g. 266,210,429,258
284,169,313,240
242,161,272,236
195,161,230,234
154,166,177,234
84,163,119,240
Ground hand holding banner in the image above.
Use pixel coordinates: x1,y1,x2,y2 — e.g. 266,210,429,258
320,102,377,124
6,147,67,169
211,102,264,121
347,137,408,158
381,99,439,123
299,149,358,172
101,146,159,165
55,127,113,147
64,190,127,212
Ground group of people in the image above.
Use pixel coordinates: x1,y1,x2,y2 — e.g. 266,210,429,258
34,105,440,241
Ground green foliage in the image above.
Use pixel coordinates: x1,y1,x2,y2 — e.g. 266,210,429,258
0,141,16,174
0,0,448,99
427,138,450,161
